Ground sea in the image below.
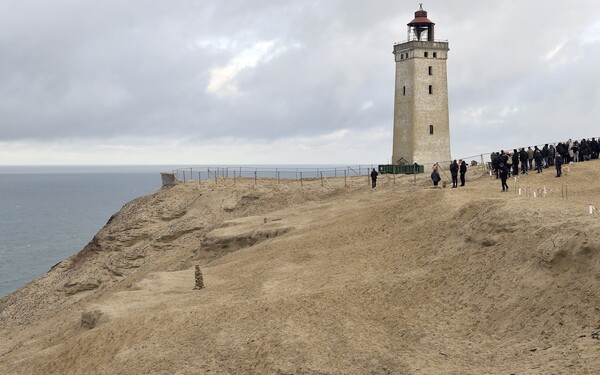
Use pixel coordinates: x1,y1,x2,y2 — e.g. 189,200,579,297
0,165,171,299
0,164,366,299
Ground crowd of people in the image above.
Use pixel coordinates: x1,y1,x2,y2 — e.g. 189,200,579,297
491,138,599,180
430,138,600,191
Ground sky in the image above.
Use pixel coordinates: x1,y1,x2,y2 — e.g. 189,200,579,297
1,0,600,165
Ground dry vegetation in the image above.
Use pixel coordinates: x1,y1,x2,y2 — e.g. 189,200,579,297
0,161,599,374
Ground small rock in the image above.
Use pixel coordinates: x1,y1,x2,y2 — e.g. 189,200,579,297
81,309,109,330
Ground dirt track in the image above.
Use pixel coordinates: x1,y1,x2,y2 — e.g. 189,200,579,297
1,161,599,374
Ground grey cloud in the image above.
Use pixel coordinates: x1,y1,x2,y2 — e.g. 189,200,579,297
1,0,600,162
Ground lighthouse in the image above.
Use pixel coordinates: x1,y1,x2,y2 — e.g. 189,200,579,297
391,4,451,165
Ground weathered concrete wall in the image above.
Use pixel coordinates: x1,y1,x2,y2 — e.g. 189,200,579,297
392,41,451,166
161,173,177,187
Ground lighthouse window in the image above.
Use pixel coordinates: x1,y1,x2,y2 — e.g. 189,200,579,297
429,125,434,135
433,52,437,58
424,52,429,58
428,66,432,75
428,85,433,94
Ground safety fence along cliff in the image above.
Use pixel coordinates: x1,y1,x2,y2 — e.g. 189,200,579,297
167,165,384,188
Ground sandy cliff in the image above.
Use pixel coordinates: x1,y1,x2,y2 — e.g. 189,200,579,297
0,163,599,374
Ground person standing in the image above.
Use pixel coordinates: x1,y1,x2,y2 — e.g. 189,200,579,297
450,160,459,188
499,163,509,192
567,139,574,163
542,144,549,168
519,148,529,174
556,142,566,162
572,141,579,162
459,160,467,186
491,152,499,179
548,144,556,166
590,138,599,159
431,165,441,187
527,147,534,170
555,153,563,177
534,146,543,173
370,168,378,188
512,149,519,176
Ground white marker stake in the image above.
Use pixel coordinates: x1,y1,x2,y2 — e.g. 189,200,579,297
519,188,522,195
533,191,537,198
590,205,593,215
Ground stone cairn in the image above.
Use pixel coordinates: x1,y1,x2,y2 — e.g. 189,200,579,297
194,265,205,290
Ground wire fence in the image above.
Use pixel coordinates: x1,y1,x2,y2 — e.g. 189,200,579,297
173,165,379,180
168,165,385,188
166,137,599,187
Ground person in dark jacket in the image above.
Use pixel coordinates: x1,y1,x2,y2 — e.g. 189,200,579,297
555,153,563,177
572,141,580,162
450,160,459,188
490,152,499,179
370,168,378,188
499,163,509,192
459,160,467,186
499,150,508,165
534,146,543,173
556,142,566,160
590,138,599,159
519,148,528,174
548,144,556,166
431,165,441,187
542,144,549,168
579,139,592,161
512,149,519,176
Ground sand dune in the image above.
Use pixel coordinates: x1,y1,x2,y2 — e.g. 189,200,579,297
1,162,599,374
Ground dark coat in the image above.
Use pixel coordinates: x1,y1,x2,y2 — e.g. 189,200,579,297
555,154,563,167
512,152,520,165
450,162,459,176
519,150,528,163
459,162,467,174
542,146,549,157
370,170,378,180
500,165,509,179
431,170,441,182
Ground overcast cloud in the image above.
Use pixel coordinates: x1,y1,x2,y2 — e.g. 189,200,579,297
1,0,599,165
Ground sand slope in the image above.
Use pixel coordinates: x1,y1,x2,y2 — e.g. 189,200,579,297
1,163,599,374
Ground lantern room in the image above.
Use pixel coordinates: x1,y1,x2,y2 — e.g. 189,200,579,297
407,4,435,42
